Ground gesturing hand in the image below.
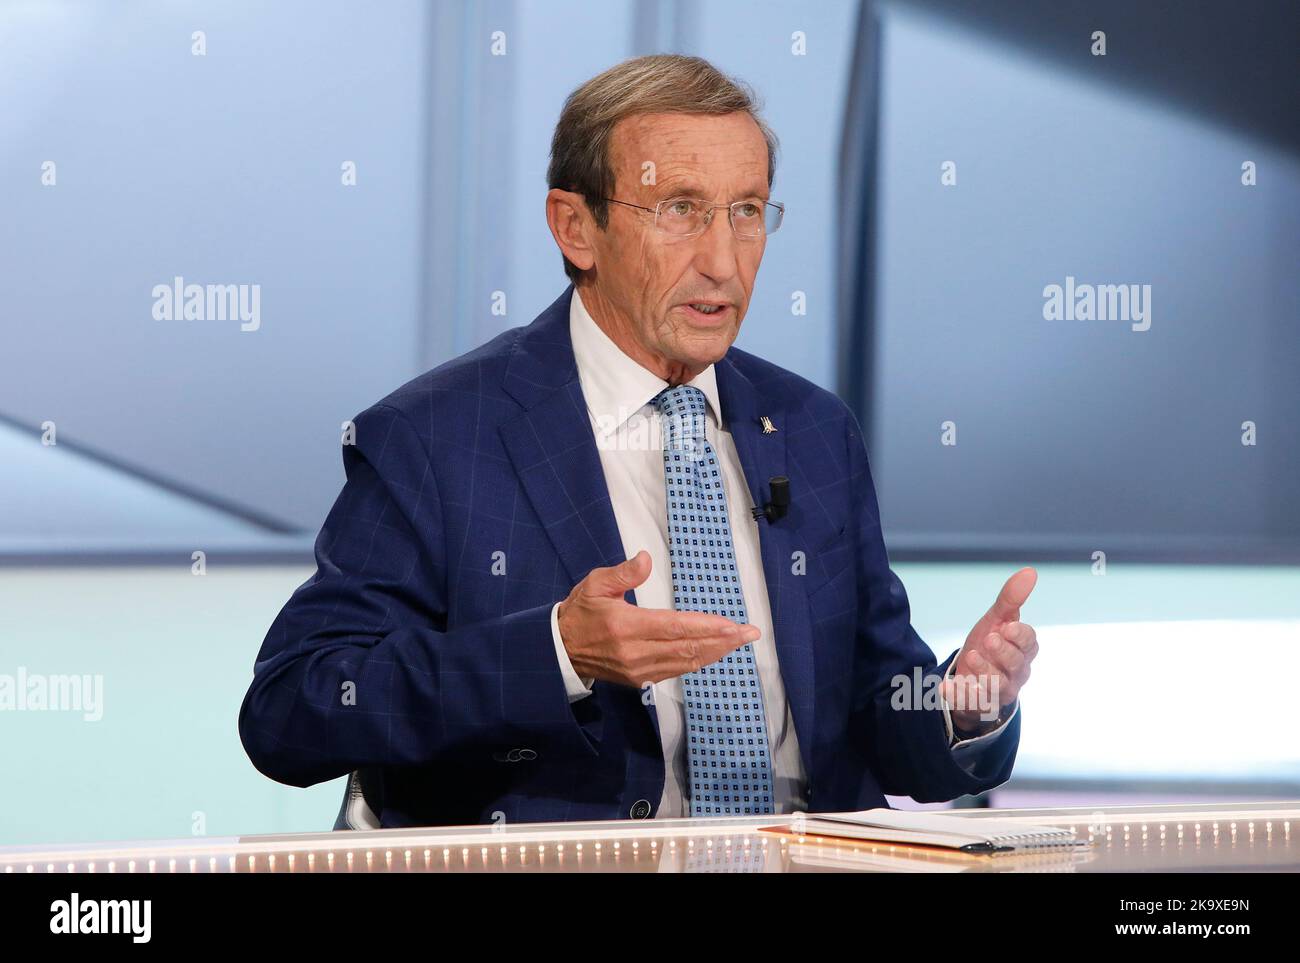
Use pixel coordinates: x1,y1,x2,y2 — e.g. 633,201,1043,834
556,550,760,688
941,567,1039,738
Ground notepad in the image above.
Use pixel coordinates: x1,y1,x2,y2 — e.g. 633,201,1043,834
787,809,1085,854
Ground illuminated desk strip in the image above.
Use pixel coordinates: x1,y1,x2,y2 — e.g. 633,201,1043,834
3,802,1297,873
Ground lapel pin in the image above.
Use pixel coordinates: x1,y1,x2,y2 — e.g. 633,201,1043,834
760,415,778,434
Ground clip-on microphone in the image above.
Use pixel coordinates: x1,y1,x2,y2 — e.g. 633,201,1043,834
751,475,790,523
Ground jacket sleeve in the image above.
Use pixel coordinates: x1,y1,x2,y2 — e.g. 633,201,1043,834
842,409,1019,801
238,402,601,788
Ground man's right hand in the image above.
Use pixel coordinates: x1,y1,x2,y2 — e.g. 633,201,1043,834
556,550,760,687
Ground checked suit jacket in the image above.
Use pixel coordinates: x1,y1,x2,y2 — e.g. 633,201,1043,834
238,284,1020,828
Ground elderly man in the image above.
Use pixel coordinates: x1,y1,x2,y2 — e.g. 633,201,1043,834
239,54,1038,829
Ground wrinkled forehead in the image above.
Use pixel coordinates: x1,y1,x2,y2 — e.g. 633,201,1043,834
609,112,770,198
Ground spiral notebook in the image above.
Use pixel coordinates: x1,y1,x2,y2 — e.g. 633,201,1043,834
786,809,1085,854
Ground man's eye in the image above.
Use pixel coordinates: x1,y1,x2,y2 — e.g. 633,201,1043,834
736,203,760,218
667,200,695,216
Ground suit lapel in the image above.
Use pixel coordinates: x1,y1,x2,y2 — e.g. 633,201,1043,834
499,286,628,586
498,287,663,749
716,356,817,784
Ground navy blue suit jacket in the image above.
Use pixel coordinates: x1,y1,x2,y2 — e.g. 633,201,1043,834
238,285,1019,827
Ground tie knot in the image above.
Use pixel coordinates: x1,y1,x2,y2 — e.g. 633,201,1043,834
654,384,708,450
654,383,707,414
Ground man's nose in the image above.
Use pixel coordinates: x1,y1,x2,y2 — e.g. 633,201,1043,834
691,208,741,282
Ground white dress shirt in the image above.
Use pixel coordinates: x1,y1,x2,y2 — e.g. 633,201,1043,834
549,288,1016,816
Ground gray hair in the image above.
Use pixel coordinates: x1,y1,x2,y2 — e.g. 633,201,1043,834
547,54,779,283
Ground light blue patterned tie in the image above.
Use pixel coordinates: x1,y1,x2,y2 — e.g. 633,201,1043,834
654,384,774,817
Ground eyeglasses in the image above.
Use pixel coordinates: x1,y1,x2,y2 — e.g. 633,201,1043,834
602,195,784,239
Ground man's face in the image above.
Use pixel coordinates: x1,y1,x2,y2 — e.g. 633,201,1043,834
583,111,771,377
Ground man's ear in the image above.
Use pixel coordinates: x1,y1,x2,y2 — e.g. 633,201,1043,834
546,188,597,274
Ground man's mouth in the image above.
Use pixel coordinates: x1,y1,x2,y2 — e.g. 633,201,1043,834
680,302,732,323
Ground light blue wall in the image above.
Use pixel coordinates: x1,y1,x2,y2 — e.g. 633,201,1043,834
3,562,1297,845
868,4,1300,558
2,0,430,539
1,0,863,845
5,1,1295,847
2,0,858,557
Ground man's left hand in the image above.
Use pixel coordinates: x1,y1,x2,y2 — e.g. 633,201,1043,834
941,567,1039,738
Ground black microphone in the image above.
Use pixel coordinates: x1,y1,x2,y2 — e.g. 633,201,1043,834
751,475,790,523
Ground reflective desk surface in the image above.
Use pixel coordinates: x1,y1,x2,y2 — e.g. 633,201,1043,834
4,801,1298,873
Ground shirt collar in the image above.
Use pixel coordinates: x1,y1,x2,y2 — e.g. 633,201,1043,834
569,286,723,439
